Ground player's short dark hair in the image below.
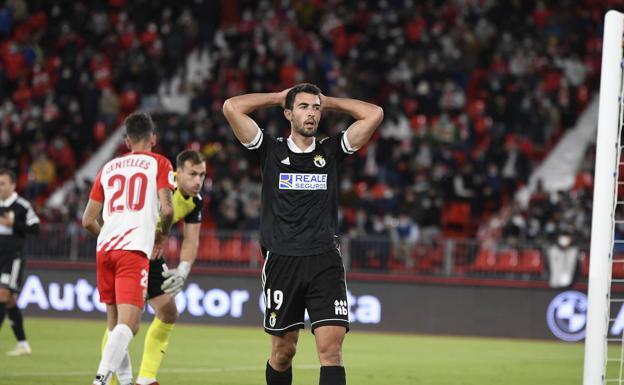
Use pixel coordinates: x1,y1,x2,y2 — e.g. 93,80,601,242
124,112,155,142
0,168,16,183
284,83,322,110
176,149,205,169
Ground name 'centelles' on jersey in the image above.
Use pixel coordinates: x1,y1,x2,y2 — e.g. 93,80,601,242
244,128,356,257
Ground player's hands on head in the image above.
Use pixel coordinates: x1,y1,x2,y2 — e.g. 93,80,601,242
161,261,191,296
279,87,292,108
319,93,327,111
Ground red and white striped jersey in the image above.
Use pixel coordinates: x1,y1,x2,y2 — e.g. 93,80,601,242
89,151,174,259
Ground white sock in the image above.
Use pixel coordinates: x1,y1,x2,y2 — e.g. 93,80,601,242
136,377,157,385
117,349,133,385
17,341,30,349
96,324,134,378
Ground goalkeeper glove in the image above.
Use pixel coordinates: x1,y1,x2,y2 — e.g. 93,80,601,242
161,261,191,296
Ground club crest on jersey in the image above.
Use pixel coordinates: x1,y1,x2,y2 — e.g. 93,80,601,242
313,154,326,168
269,312,277,327
279,173,327,190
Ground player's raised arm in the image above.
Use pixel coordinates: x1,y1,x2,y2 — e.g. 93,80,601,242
321,95,384,150
222,89,289,144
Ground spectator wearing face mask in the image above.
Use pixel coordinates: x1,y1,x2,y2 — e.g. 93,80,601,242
546,231,579,288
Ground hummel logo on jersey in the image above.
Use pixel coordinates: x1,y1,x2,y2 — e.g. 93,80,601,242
279,173,327,190
334,300,348,316
281,157,290,165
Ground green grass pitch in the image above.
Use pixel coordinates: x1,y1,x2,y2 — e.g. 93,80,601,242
0,317,587,384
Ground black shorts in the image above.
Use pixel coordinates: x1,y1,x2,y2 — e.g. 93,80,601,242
146,257,170,300
261,248,350,336
0,256,24,293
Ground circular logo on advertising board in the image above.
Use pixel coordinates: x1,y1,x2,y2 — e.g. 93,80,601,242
546,290,588,342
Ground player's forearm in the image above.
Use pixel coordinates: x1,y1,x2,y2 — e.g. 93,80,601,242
322,96,383,122
223,93,281,144
179,238,198,266
324,96,384,150
159,211,173,236
179,222,200,269
223,93,283,115
83,221,101,237
81,200,103,237
158,188,174,235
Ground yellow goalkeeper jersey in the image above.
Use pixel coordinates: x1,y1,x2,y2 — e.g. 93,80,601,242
157,174,203,230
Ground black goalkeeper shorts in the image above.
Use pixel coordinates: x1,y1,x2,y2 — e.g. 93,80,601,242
146,257,169,300
261,248,350,336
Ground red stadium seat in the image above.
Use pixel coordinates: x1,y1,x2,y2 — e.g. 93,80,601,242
221,237,245,263
412,243,443,273
579,252,624,278
442,202,472,238
496,250,520,273
470,248,497,273
197,234,220,261
518,249,544,274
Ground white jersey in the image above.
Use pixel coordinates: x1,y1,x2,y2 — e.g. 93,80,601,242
89,151,174,259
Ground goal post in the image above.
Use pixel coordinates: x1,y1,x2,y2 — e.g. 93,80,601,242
584,10,624,385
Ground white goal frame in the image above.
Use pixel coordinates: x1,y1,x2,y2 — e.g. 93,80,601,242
584,10,624,385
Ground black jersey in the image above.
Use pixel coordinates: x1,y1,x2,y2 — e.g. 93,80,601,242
246,129,355,256
0,192,40,258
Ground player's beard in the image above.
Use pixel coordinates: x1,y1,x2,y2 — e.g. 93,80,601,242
294,120,318,138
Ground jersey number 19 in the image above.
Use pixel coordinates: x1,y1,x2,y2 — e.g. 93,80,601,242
266,289,283,310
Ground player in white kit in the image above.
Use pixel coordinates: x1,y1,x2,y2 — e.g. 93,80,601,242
82,112,175,385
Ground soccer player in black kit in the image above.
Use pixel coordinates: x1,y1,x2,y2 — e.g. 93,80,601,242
223,83,383,385
0,169,40,356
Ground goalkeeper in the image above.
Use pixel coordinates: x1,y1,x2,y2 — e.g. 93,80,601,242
104,149,206,385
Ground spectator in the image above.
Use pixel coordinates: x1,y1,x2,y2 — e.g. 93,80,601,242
47,135,76,180
390,213,420,269
98,88,119,129
546,231,580,288
25,152,55,199
0,0,609,256
499,140,531,195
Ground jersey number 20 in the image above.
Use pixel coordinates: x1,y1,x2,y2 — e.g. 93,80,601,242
108,173,148,213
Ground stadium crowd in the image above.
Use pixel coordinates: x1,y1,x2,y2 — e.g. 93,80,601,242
0,0,611,266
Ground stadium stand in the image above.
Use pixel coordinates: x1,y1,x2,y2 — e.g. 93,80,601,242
0,0,613,282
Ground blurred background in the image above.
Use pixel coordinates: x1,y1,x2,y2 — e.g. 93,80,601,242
0,0,619,341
